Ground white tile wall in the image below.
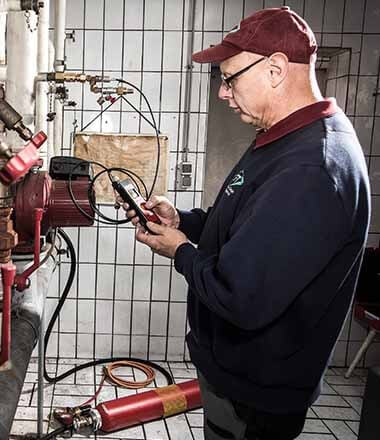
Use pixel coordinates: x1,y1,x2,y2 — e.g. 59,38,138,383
364,0,380,33
85,0,104,29
203,0,223,31
223,0,244,31
161,73,181,111
124,31,143,71
59,298,77,332
131,334,148,357
323,0,345,33
344,0,365,33
164,0,184,30
152,266,171,300
66,0,84,28
133,266,153,300
98,228,117,263
150,302,169,335
95,333,112,357
95,300,114,333
115,265,133,299
143,31,163,71
141,72,162,112
66,30,84,70
84,30,104,70
105,0,124,29
77,299,95,333
104,31,124,71
163,32,183,71
97,265,115,299
356,76,377,116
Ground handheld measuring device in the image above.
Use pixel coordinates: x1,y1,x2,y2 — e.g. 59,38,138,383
112,177,160,231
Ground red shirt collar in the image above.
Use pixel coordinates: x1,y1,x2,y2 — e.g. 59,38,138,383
255,98,339,149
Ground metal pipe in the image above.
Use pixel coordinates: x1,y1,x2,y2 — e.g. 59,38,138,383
35,0,49,162
14,208,44,291
0,256,55,438
47,38,56,159
54,0,65,73
345,328,377,378
37,304,45,436
0,262,16,369
0,65,6,82
181,0,196,162
5,10,37,152
53,0,66,153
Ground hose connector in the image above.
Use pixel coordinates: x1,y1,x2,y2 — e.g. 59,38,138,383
72,408,102,433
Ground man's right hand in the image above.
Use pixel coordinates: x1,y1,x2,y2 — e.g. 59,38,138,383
120,195,180,229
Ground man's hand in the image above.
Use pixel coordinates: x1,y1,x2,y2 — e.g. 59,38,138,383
136,221,188,258
118,195,180,229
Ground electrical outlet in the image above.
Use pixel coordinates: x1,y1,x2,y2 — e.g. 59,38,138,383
176,161,192,190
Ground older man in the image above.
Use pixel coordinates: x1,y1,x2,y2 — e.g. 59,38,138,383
123,7,370,440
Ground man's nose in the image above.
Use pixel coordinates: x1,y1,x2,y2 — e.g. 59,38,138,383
218,83,233,100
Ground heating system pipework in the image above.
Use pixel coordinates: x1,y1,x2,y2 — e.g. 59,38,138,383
0,92,202,439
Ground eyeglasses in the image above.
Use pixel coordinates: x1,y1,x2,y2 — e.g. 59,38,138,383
220,56,267,90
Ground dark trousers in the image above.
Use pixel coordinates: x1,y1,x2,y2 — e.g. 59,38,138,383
197,372,307,440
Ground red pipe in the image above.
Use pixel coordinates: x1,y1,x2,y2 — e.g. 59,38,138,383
0,261,16,370
14,208,44,292
96,379,202,432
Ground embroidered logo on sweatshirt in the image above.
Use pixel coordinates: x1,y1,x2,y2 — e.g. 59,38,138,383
225,170,245,196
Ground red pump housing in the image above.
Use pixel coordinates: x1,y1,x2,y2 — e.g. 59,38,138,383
13,171,94,242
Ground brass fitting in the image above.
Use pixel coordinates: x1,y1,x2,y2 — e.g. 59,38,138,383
0,207,18,263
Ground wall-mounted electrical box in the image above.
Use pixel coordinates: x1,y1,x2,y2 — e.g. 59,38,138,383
176,161,192,190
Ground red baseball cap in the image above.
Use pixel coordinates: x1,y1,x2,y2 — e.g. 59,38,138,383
192,6,317,64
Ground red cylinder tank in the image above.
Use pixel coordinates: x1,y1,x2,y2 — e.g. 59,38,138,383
96,379,202,432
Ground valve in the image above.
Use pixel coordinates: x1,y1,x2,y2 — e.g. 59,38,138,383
0,131,47,185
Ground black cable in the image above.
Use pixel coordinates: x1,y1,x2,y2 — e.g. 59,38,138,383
44,228,76,381
92,167,148,200
117,79,160,199
87,167,149,224
72,78,161,214
67,160,137,225
121,94,160,133
37,426,72,440
80,95,123,132
44,229,173,386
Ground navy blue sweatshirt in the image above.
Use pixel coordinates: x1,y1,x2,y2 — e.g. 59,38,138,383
174,99,370,414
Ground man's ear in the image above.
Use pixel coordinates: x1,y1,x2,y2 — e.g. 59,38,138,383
267,52,289,88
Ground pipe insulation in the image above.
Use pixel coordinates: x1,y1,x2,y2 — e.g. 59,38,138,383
35,0,49,164
5,11,37,152
0,255,55,438
0,0,22,11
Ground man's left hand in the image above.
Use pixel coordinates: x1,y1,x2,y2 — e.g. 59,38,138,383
136,221,188,258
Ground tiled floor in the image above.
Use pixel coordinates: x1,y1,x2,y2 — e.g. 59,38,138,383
11,359,366,440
